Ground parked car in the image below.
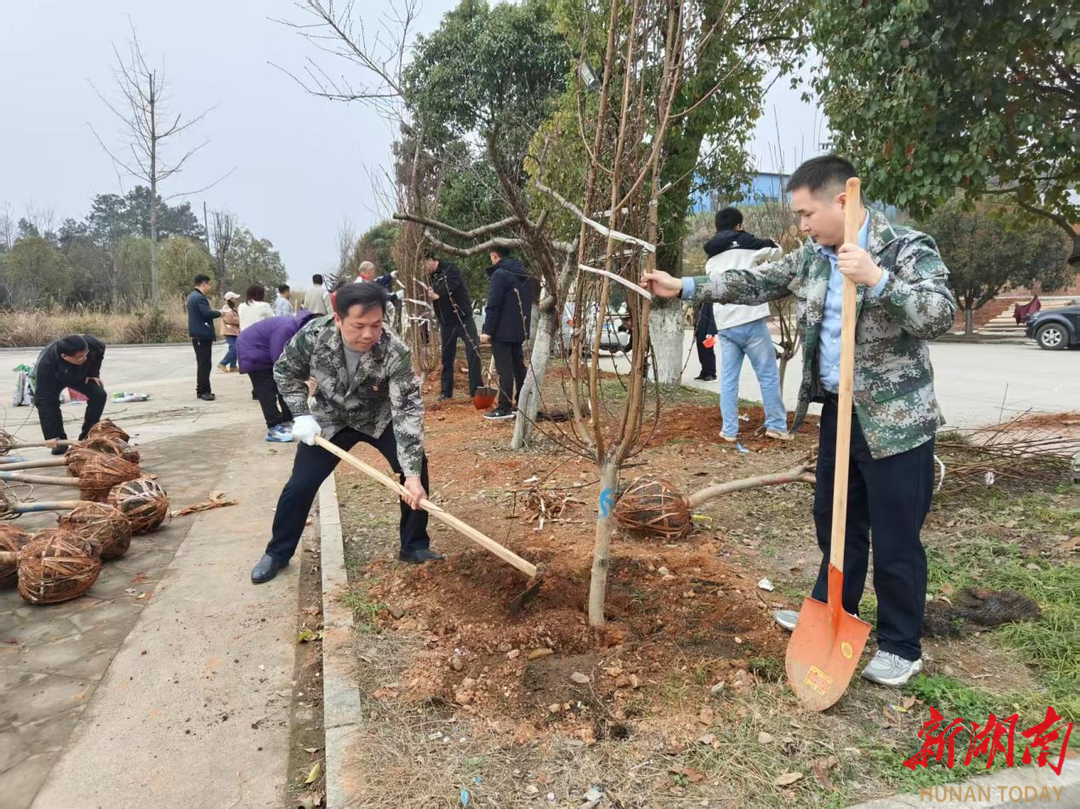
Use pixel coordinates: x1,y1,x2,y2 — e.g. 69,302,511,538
1026,304,1080,350
561,302,631,356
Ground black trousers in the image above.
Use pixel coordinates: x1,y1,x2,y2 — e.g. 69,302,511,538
265,425,431,563
810,396,935,661
192,338,213,395
491,340,526,411
440,321,483,398
36,381,107,442
694,305,717,378
249,369,293,429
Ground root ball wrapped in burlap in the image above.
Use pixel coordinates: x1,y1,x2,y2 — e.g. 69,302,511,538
612,476,692,541
17,529,101,605
72,454,142,502
58,502,132,560
0,524,31,588
86,420,130,444
108,478,169,534
67,439,140,474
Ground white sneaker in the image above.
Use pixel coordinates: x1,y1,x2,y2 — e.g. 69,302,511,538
765,429,792,441
720,434,737,443
861,650,923,687
773,610,799,632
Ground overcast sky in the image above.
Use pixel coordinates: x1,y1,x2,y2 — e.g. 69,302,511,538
1,1,824,287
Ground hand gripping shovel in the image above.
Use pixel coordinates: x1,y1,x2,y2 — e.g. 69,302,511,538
785,177,873,711
312,435,542,614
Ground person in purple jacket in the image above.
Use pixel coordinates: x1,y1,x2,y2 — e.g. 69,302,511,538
237,311,318,442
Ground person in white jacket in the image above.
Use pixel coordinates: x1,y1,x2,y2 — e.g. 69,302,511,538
703,208,790,442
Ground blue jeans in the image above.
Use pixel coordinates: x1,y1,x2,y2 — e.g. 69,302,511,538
219,335,237,369
718,318,787,437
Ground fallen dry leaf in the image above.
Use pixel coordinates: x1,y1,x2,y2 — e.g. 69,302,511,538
698,706,715,726
773,772,803,787
170,490,238,518
758,732,774,745
305,761,321,784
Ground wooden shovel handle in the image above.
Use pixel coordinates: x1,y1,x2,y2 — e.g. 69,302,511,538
828,178,863,602
0,458,69,471
312,435,538,578
0,472,79,487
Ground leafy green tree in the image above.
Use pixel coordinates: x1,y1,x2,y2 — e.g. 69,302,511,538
923,198,1073,335
354,220,400,277
118,237,153,301
1,236,72,307
811,0,1079,243
226,228,287,292
158,236,214,297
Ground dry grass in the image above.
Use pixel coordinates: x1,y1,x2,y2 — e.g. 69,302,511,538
0,299,189,347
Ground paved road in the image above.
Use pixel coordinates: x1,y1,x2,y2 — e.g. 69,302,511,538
0,343,302,808
603,332,1079,429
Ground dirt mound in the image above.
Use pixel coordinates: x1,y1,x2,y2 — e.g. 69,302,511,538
361,537,784,725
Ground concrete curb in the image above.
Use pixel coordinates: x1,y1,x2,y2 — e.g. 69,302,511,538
848,757,1079,808
318,472,364,809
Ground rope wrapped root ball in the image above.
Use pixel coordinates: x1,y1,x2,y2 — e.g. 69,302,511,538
66,439,141,473
613,476,692,541
72,454,142,502
17,529,101,605
0,524,31,588
108,478,169,534
86,420,130,444
58,502,132,560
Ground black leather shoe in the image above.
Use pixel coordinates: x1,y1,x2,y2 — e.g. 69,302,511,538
399,548,445,564
251,554,285,583
51,445,67,456
198,392,216,401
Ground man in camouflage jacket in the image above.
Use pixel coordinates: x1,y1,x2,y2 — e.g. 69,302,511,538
644,155,956,687
251,283,440,584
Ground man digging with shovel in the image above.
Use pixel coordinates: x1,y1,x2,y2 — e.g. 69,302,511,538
643,155,956,688
251,282,442,584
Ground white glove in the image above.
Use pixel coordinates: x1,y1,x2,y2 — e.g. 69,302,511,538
290,415,321,446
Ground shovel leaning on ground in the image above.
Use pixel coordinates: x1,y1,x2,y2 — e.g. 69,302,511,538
785,177,873,711
312,435,542,613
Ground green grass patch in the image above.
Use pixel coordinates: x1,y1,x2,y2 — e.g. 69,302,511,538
339,586,386,632
924,513,1080,701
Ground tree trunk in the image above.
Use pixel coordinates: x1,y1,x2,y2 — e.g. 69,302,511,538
150,176,159,306
964,307,974,336
111,252,121,310
649,298,685,386
587,457,619,627
511,304,557,449
778,354,791,396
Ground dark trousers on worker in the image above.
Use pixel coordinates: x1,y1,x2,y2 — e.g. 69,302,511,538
440,321,483,398
192,338,213,396
810,395,935,661
265,425,431,564
491,340,526,411
249,369,293,430
36,381,107,442
694,306,717,378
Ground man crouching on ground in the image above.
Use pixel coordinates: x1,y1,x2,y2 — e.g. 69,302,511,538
251,282,442,584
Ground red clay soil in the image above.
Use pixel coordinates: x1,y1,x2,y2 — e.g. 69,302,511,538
341,368,813,734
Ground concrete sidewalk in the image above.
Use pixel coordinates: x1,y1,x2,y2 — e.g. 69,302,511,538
0,344,304,808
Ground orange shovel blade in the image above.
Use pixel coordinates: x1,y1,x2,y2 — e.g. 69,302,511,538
785,571,872,711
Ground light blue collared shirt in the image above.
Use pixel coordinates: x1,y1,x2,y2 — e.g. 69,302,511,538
680,211,888,394
815,212,886,392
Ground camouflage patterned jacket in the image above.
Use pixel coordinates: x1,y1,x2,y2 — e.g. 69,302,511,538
273,316,425,476
689,209,956,459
